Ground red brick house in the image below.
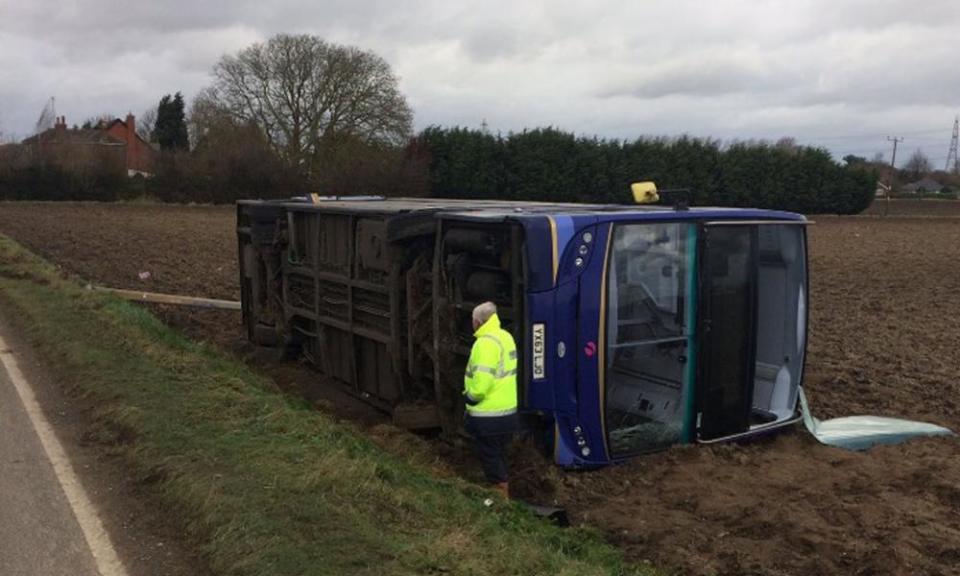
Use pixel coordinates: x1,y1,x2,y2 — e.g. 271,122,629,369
22,114,158,176
101,114,157,175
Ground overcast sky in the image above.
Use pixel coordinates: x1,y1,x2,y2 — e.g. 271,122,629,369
1,0,958,166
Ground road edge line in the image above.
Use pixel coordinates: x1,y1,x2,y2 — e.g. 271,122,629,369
0,328,130,576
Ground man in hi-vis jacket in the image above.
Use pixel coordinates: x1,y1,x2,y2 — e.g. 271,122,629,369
463,301,518,498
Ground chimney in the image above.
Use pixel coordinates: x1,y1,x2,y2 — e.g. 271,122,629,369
55,115,66,134
125,113,136,173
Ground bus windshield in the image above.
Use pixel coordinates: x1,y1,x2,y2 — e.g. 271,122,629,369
604,222,695,457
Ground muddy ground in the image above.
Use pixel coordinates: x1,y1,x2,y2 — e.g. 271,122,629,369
1,199,959,576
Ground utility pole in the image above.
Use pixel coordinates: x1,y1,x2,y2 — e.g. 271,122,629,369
947,116,959,173
885,136,903,217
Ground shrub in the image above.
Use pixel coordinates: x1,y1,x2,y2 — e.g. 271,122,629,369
416,127,877,214
0,163,131,201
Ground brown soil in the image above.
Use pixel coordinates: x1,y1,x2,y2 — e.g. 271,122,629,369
2,200,959,576
863,198,960,218
0,202,238,300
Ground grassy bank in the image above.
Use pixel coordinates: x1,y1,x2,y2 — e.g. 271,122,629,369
0,234,647,576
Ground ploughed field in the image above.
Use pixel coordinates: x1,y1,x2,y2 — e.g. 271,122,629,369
1,199,959,576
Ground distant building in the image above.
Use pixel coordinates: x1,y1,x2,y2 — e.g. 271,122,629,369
21,114,157,176
901,177,945,194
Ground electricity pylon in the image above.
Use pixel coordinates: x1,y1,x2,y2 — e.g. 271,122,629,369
947,116,959,173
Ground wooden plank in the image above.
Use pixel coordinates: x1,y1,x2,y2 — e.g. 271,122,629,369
93,287,241,311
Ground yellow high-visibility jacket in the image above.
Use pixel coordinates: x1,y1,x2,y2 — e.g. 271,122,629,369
463,313,518,417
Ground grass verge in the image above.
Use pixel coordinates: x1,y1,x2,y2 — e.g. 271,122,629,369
0,234,650,576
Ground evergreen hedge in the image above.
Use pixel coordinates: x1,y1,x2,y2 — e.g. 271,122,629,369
417,126,876,214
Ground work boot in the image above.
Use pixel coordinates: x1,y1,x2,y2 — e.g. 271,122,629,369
495,482,510,499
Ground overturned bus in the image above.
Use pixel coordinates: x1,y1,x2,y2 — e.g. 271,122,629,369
237,195,808,467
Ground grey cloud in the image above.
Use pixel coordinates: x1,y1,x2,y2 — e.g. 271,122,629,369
0,0,957,163
597,20,959,113
599,54,775,99
461,26,526,62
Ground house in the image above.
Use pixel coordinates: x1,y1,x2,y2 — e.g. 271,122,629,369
901,177,944,194
21,114,157,176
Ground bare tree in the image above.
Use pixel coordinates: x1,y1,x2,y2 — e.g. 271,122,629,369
138,105,158,143
903,148,932,180
188,87,230,150
200,34,413,176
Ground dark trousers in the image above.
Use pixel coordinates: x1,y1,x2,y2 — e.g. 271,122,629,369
465,413,518,484
474,432,512,484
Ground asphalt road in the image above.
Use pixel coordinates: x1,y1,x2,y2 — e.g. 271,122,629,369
0,348,101,576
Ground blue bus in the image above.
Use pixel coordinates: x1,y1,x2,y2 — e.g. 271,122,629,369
238,195,808,466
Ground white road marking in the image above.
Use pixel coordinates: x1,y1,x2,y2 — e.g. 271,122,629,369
0,331,130,576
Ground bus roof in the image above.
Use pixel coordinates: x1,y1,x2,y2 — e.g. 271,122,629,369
237,196,804,221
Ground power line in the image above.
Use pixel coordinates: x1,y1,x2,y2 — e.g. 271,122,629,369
804,127,952,141
824,142,930,151
823,146,890,153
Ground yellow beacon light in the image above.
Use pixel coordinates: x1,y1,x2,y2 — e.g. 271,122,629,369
631,181,659,204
